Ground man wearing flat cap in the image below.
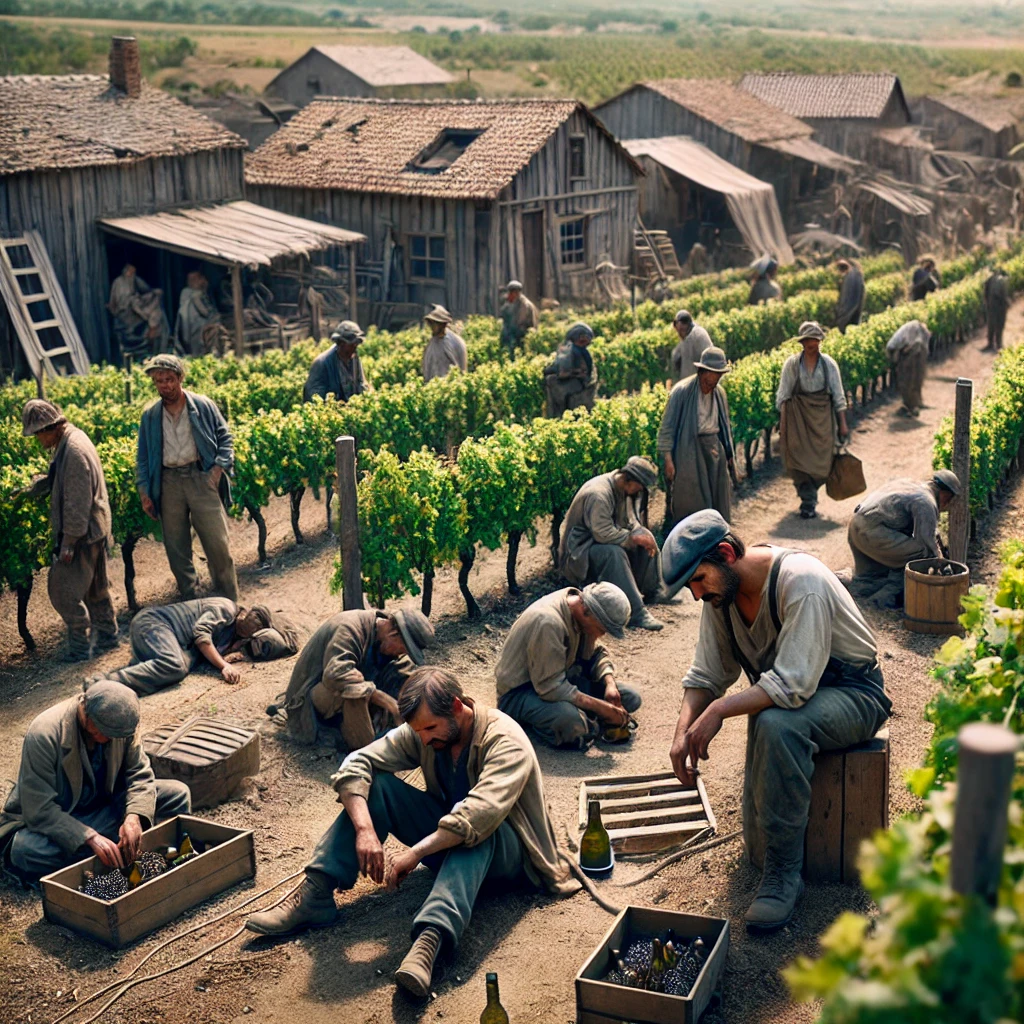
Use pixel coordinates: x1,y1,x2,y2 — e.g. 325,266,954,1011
500,280,538,359
106,598,299,695
544,322,598,418
421,305,468,382
845,471,961,608
303,320,370,404
18,399,117,662
662,510,891,933
495,582,638,749
670,310,713,383
658,346,735,527
776,322,849,519
0,681,191,880
559,458,666,631
137,353,238,601
273,607,436,752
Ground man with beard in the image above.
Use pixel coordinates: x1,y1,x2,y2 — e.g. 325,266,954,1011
245,668,575,999
661,510,891,934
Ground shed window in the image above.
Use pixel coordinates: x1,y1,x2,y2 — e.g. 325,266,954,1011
306,77,321,93
560,218,586,266
569,135,586,179
409,235,446,280
408,128,485,174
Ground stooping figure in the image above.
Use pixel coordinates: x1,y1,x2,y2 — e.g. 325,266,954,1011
544,321,598,417
886,319,930,417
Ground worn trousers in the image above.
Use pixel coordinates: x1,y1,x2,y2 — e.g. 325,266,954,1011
988,309,1006,350
743,686,888,874
110,610,195,695
586,544,662,618
847,513,929,591
160,466,238,602
306,773,525,948
9,780,192,880
790,470,824,514
47,540,117,656
309,685,377,753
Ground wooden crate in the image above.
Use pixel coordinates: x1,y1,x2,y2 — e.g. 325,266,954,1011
142,717,260,810
576,906,729,1024
579,771,717,855
40,815,255,948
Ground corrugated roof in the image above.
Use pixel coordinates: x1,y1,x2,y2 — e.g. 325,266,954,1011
0,75,246,176
635,79,812,143
312,45,453,88
738,72,906,120
245,97,640,199
926,94,1022,135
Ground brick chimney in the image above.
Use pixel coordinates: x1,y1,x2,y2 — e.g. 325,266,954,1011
109,37,141,98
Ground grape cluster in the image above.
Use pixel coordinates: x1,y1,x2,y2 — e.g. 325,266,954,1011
134,851,169,882
80,870,129,901
602,934,709,998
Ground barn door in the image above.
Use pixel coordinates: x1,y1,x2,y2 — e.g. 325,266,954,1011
522,210,544,301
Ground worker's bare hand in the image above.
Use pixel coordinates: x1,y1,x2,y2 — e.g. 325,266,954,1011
669,729,699,788
603,681,623,708
632,528,659,557
596,700,629,727
221,664,242,684
224,651,246,664
140,495,158,520
370,689,402,725
684,704,723,772
385,848,419,892
354,828,385,884
664,454,676,484
118,814,143,864
87,833,124,869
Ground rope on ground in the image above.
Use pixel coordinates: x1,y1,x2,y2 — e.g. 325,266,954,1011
561,854,623,915
614,830,743,887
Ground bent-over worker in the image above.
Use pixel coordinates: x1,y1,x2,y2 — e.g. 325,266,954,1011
273,608,435,752
0,681,191,881
245,668,576,998
495,583,637,749
846,471,961,608
670,309,713,382
19,400,117,662
663,511,891,932
303,321,370,403
886,319,930,417
559,457,665,632
911,256,940,303
748,255,781,305
983,267,1009,353
500,279,539,358
835,258,865,333
544,321,598,418
421,305,467,382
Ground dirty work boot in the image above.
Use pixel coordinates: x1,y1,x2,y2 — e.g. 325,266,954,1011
244,875,338,936
395,925,444,998
629,608,665,631
744,864,804,934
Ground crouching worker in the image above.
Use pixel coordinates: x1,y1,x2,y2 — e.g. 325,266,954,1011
0,681,190,881
108,599,298,696
663,511,891,933
495,582,638,749
245,668,576,999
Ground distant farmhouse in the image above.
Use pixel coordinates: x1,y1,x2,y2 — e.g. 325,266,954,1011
246,98,641,316
920,94,1023,160
266,45,455,109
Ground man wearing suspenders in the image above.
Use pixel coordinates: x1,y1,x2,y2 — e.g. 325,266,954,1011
661,510,892,932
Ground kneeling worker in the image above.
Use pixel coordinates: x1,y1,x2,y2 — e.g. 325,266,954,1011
560,456,664,631
663,511,891,933
246,668,575,999
495,582,637,749
0,681,191,880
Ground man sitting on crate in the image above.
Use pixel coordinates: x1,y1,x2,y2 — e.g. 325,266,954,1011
662,511,891,933
0,681,191,882
245,667,576,999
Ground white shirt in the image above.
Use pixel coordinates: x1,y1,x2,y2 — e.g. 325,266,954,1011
776,352,847,412
162,405,198,467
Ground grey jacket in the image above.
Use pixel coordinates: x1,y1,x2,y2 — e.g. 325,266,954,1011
559,472,642,585
303,348,369,403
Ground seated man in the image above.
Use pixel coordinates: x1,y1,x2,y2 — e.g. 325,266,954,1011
559,456,665,631
495,582,637,749
0,681,191,881
663,511,891,933
273,608,435,751
246,668,575,998
846,471,961,608
108,599,298,696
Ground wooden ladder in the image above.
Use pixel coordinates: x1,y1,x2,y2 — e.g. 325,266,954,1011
0,230,90,378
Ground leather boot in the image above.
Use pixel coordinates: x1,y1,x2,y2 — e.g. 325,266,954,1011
244,876,338,936
629,608,665,631
744,863,804,933
395,925,444,998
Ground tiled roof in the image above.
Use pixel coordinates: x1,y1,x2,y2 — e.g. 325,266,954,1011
637,79,812,144
926,94,1022,134
0,75,246,176
312,45,453,87
245,97,638,199
738,72,906,120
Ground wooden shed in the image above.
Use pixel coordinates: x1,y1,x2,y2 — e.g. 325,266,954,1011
246,98,642,318
265,46,454,109
920,94,1022,160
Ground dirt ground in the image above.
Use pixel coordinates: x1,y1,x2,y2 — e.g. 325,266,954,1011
2,303,1023,1024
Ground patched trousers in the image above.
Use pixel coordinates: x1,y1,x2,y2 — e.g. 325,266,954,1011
110,610,195,695
48,539,117,657
585,543,662,619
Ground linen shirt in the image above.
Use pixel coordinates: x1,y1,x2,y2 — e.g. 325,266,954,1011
670,325,712,382
776,352,847,412
697,387,718,434
422,329,468,381
162,405,199,467
854,479,941,556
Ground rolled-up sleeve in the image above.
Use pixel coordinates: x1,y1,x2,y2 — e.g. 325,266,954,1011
682,607,743,698
755,594,831,708
331,725,421,801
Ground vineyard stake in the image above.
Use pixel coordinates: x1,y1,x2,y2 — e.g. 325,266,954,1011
950,722,1018,904
949,377,972,563
336,435,364,610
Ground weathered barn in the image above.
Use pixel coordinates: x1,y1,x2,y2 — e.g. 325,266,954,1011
245,98,642,316
738,72,911,160
265,46,454,109
920,94,1022,159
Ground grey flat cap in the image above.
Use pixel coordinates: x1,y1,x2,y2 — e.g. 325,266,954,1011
797,321,826,342
424,304,453,325
933,469,962,496
621,456,658,490
144,353,185,377
673,309,693,325
21,398,65,436
82,680,140,739
566,321,594,344
393,608,436,666
581,582,630,640
331,320,365,344
694,347,731,374
506,280,523,291
662,509,731,588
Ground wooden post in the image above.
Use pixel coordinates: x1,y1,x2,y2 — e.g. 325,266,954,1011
348,246,358,327
35,368,45,399
230,264,244,358
950,722,1018,904
335,435,363,610
949,378,973,563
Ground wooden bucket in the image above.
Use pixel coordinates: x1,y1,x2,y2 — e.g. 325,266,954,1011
904,558,970,635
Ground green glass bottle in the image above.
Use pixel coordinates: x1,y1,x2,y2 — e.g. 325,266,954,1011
480,972,510,1024
579,800,613,874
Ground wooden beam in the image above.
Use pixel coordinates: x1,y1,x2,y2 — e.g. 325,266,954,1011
949,377,972,563
231,264,244,358
498,184,638,208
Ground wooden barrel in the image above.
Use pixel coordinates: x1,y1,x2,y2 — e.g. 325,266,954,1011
904,558,970,635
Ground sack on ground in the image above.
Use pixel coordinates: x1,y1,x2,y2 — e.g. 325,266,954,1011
826,450,866,501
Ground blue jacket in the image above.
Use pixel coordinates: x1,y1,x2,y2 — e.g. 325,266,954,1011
303,348,369,403
136,390,234,512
